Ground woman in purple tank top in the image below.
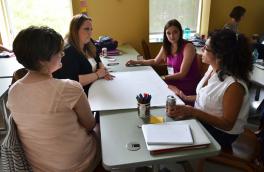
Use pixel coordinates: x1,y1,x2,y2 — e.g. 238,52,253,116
127,19,200,105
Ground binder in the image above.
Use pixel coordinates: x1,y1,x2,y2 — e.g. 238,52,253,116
142,119,211,155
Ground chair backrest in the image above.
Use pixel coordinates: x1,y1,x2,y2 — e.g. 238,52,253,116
0,90,10,132
231,128,261,161
11,68,28,85
0,68,28,133
196,54,209,79
141,40,151,60
1,116,33,171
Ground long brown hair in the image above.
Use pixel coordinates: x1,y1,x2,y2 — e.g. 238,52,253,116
163,19,184,56
66,14,96,57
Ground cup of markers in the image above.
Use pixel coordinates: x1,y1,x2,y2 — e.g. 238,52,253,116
136,93,151,119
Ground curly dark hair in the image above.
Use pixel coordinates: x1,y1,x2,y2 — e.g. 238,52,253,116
163,19,185,56
13,26,64,71
229,6,246,22
209,29,252,83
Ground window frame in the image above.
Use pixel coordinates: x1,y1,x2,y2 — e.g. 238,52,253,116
149,0,203,43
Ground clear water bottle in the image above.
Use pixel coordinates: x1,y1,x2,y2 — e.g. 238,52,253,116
252,48,259,63
183,27,191,40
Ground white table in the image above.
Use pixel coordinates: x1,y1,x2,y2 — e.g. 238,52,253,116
0,78,12,97
89,44,220,171
88,68,184,111
251,65,264,87
89,44,184,111
0,56,23,78
100,108,221,171
101,43,150,72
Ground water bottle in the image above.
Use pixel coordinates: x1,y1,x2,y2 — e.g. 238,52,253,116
252,48,259,63
183,27,191,40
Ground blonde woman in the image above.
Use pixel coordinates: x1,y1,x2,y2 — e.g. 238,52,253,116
53,14,114,95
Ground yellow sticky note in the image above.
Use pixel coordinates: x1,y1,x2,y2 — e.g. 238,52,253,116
149,116,164,124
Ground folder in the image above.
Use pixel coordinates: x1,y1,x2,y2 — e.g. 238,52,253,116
142,119,211,155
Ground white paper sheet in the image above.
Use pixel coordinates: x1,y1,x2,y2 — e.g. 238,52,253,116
88,69,184,111
143,119,211,152
142,123,193,145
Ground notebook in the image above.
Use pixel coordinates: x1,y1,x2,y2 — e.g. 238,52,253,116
142,119,211,154
142,123,193,145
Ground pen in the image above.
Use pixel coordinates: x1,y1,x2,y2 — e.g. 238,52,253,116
136,93,151,104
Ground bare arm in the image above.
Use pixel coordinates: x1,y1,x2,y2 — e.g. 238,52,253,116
79,72,100,86
0,44,12,52
74,92,96,131
79,62,108,86
168,85,196,102
164,43,196,80
126,47,166,66
168,82,245,130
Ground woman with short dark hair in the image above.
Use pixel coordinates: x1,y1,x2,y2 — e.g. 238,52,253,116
9,26,101,171
167,29,253,148
224,6,246,33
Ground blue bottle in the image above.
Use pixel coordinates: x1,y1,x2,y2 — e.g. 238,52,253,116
183,27,191,40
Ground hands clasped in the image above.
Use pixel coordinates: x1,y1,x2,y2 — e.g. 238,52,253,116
96,68,115,80
166,105,192,120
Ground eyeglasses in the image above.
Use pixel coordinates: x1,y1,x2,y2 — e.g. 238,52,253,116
202,45,213,52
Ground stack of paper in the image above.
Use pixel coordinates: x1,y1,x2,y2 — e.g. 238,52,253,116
142,119,211,154
142,124,193,145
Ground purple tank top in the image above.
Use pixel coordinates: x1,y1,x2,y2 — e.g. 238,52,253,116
166,42,200,96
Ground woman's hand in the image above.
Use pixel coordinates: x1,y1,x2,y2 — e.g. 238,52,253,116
96,68,107,78
104,73,115,80
126,60,140,66
167,105,193,120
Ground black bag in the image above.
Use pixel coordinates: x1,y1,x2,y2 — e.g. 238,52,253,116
95,36,118,52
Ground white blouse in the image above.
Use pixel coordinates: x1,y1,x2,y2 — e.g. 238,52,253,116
195,66,249,134
87,58,97,72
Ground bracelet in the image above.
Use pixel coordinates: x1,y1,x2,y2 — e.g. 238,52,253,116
95,72,99,79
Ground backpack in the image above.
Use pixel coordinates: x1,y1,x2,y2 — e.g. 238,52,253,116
94,36,118,52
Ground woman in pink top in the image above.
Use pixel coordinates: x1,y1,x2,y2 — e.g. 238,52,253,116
126,19,200,104
7,26,101,172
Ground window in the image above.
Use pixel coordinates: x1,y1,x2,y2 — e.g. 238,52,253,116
0,0,72,48
149,0,202,43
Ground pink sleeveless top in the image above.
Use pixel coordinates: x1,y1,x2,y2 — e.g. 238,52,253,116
166,42,200,96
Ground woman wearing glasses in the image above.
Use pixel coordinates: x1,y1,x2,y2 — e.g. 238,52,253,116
126,19,200,105
167,29,252,148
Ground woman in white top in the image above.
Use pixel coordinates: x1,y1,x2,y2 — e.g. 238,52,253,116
8,26,101,171
167,29,253,148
